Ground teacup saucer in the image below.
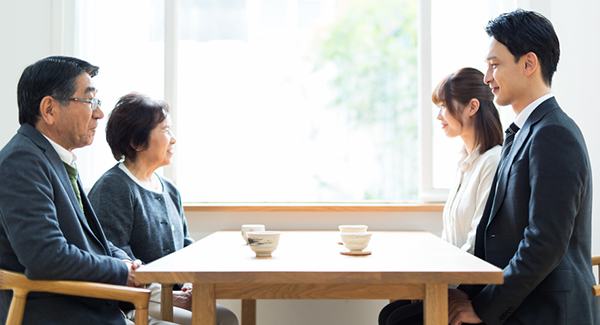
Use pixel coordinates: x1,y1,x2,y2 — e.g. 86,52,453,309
340,251,371,256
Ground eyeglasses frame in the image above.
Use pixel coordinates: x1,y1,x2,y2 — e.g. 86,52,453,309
55,97,102,110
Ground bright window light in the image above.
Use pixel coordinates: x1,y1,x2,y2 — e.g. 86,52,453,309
176,0,419,202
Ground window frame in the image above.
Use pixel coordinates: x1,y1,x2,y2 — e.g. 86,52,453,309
163,0,179,183
416,0,448,202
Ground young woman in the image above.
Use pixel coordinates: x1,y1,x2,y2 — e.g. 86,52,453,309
378,67,503,325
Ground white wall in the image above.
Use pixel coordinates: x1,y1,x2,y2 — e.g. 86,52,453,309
1,1,600,325
550,0,600,264
0,0,55,142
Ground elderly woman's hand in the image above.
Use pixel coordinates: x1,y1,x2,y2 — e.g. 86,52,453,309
173,290,193,311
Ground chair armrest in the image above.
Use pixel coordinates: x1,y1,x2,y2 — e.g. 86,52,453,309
0,269,150,325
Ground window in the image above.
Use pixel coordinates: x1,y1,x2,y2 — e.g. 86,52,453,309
69,0,546,203
176,0,418,202
72,0,166,185
75,0,420,203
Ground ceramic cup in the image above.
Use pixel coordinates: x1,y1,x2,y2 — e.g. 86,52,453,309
340,232,372,253
241,224,266,244
247,231,281,257
338,225,368,233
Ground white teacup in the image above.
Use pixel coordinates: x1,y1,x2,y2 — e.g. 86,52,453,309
247,231,281,257
338,225,368,233
241,224,265,244
340,232,372,253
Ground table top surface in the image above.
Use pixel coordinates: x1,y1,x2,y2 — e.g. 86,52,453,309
135,231,503,285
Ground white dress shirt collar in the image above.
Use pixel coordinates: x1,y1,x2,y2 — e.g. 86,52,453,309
458,145,483,173
42,134,77,167
513,93,554,130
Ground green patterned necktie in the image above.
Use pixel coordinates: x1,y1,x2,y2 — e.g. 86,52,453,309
63,162,85,215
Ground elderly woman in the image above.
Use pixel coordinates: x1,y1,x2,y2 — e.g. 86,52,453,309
89,92,238,325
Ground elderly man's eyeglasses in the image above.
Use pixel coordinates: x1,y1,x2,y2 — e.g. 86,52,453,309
56,97,102,110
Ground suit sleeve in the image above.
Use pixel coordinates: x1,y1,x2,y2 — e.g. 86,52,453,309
471,124,588,324
108,240,131,260
0,149,129,285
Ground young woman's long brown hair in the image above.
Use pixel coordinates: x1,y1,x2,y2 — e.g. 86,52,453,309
432,67,503,153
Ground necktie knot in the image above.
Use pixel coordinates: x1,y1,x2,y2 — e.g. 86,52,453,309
505,123,520,137
497,123,520,176
63,163,78,180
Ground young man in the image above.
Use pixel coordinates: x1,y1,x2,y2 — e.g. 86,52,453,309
449,9,600,325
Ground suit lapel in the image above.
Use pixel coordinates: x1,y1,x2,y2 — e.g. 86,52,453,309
474,164,499,258
489,125,530,220
20,124,104,248
487,97,560,224
78,177,111,256
46,149,93,233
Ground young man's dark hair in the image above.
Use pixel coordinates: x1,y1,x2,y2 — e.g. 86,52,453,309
485,8,560,86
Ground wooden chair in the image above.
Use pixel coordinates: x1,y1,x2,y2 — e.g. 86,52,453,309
0,269,150,325
592,256,600,298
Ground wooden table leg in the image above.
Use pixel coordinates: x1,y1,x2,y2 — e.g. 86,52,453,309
424,283,447,325
242,299,257,325
161,283,174,322
193,283,216,325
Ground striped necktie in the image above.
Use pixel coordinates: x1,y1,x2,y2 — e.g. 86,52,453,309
489,122,521,217
497,123,520,175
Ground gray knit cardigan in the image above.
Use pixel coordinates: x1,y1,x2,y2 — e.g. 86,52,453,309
88,164,194,264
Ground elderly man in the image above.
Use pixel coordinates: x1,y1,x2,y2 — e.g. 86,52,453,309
0,56,175,325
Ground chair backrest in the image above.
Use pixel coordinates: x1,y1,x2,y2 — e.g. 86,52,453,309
0,269,150,325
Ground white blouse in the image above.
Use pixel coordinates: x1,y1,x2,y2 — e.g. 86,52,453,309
441,145,501,255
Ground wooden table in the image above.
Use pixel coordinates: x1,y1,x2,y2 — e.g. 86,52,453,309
135,231,502,325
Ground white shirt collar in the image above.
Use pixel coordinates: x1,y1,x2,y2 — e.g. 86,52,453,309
457,145,482,172
42,134,77,167
513,93,554,130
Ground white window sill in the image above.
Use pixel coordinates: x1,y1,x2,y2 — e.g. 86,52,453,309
183,202,444,212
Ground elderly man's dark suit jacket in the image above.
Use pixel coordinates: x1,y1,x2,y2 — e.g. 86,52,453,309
461,97,600,324
0,123,130,325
